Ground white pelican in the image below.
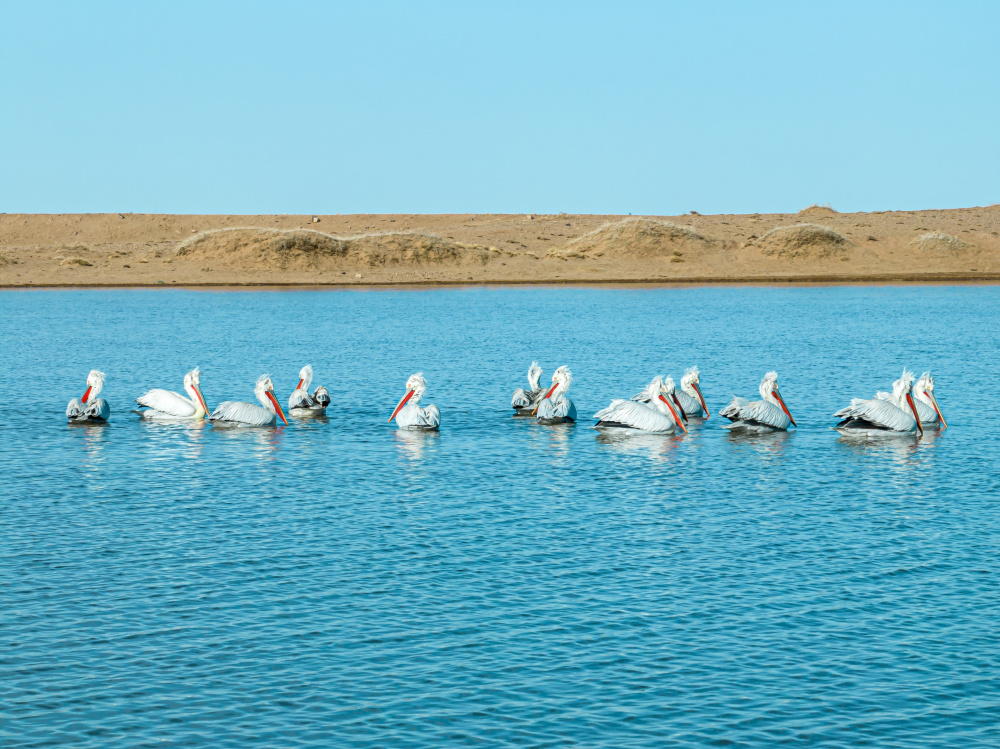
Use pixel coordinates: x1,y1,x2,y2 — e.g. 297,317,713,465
632,375,689,425
288,364,331,418
135,367,210,419
533,365,576,424
67,370,110,423
595,376,687,433
208,374,288,427
675,366,710,419
720,371,796,432
877,371,946,429
834,369,924,436
389,373,440,430
511,361,545,416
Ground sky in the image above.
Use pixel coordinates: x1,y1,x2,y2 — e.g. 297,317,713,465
1,1,997,215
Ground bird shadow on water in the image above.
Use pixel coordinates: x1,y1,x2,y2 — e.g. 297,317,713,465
834,428,941,468
594,429,684,462
394,428,440,462
67,422,110,465
723,429,793,462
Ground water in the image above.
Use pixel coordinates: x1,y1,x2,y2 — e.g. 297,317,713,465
2,285,999,747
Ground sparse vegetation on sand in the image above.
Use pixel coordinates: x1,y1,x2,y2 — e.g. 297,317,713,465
549,218,717,259
913,232,975,253
751,223,853,260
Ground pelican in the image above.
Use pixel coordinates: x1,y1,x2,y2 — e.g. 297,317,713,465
720,371,796,432
675,366,710,419
834,369,924,435
877,371,946,429
511,361,545,416
533,365,576,424
208,374,288,427
389,373,440,430
633,375,689,424
595,376,687,433
288,364,331,418
135,367,210,419
67,370,110,423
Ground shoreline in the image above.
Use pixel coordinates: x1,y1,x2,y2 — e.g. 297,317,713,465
3,208,999,287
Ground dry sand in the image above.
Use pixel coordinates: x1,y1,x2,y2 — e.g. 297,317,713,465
2,206,1000,286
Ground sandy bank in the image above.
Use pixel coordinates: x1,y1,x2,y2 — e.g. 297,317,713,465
2,207,999,287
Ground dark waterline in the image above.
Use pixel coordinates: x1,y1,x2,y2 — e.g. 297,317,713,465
2,286,998,747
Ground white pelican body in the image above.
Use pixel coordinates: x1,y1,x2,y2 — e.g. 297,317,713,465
534,365,577,425
633,375,690,426
674,367,710,419
389,373,440,430
877,371,946,429
209,375,288,427
67,370,110,423
595,376,687,433
835,370,924,436
511,361,545,416
288,364,330,418
721,371,796,432
135,367,210,419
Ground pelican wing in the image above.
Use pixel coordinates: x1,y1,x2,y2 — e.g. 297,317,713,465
594,399,674,432
209,400,275,426
838,397,916,431
735,399,789,429
876,391,935,421
674,389,702,416
136,388,197,417
312,386,331,408
288,388,315,411
67,398,83,418
720,396,751,421
630,389,652,403
512,387,543,408
537,396,576,421
81,398,110,421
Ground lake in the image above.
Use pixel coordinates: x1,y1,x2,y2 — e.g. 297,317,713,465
2,285,999,747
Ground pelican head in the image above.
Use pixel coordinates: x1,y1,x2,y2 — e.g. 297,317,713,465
915,371,946,428
681,365,710,418
663,376,688,426
296,364,314,393
527,361,543,391
532,365,572,414
761,371,796,427
893,369,923,434
657,376,687,432
255,373,288,425
81,369,106,404
389,372,428,422
183,367,210,416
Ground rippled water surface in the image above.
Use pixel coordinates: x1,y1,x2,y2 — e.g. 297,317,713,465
3,286,1000,747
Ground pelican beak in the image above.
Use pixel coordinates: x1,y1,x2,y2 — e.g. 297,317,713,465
81,386,92,404
194,385,211,417
693,382,710,418
389,389,415,422
925,390,946,429
296,378,304,392
671,393,689,424
267,389,288,425
532,382,559,416
659,394,687,433
906,392,924,435
774,389,796,427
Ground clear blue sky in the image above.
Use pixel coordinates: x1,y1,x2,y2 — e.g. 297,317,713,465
1,1,997,215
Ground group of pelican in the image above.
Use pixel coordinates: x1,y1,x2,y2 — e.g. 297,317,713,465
66,363,947,437
66,365,329,427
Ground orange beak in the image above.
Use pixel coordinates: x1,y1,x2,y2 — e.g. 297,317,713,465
194,385,210,417
693,382,710,418
659,394,687,433
389,389,415,422
671,393,688,424
924,390,946,429
81,386,92,404
906,392,924,435
296,378,304,391
266,389,288,425
532,382,559,416
773,390,796,427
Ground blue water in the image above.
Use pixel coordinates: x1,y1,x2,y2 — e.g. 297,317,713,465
2,286,999,747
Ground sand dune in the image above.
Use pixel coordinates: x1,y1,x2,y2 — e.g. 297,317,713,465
2,206,999,285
